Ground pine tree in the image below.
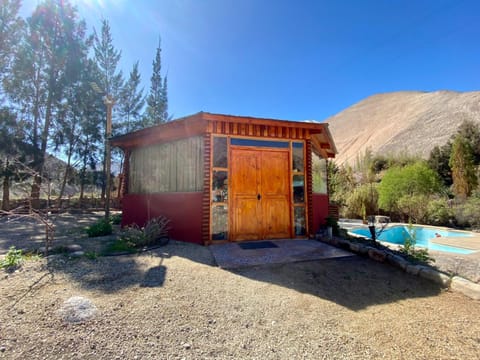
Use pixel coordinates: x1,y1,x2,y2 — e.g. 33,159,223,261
5,0,88,207
92,19,124,199
0,0,24,102
92,19,124,100
119,61,145,133
449,135,478,199
144,37,169,126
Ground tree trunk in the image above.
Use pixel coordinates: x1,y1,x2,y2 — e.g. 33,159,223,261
57,150,73,209
2,174,10,211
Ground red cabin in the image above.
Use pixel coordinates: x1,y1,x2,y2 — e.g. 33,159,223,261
111,112,337,245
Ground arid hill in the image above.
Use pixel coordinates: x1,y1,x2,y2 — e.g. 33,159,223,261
326,90,480,165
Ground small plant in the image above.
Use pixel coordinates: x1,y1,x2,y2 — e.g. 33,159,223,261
110,213,122,225
84,251,98,260
120,216,170,248
1,246,24,270
325,216,340,236
86,218,113,237
400,222,434,264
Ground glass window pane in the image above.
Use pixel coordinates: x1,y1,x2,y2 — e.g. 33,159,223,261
293,142,304,172
212,171,228,203
293,175,304,203
212,205,228,240
294,206,306,236
312,153,327,194
213,137,228,168
230,138,289,148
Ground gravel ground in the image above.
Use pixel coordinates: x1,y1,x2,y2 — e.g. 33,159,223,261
1,239,479,359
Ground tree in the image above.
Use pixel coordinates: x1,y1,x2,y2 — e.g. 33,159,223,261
5,0,88,207
378,161,443,219
428,143,452,187
144,37,169,126
0,0,24,102
449,135,478,199
118,61,145,133
92,19,124,199
92,19,124,101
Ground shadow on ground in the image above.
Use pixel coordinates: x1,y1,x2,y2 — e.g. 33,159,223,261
229,256,443,311
46,240,215,293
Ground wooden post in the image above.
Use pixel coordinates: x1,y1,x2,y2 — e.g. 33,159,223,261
104,95,115,220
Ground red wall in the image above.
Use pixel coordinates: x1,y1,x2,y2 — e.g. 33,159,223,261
312,193,329,235
121,193,203,245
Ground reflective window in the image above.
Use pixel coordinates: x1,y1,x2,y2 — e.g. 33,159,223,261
293,175,305,203
231,138,289,148
213,137,227,168
294,207,306,236
212,205,228,240
312,153,327,194
212,171,228,203
292,142,304,172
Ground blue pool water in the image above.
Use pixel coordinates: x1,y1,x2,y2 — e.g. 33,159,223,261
349,225,475,255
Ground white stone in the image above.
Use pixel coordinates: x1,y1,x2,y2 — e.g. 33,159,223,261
419,268,451,288
451,276,480,300
58,296,98,323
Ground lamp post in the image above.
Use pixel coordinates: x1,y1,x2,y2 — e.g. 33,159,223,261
104,95,115,220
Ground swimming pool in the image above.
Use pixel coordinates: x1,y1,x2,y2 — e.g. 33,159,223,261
349,225,475,254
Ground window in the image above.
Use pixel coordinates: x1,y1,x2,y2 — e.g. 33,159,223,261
312,152,327,194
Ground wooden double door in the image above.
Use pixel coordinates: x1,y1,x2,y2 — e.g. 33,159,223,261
230,147,291,241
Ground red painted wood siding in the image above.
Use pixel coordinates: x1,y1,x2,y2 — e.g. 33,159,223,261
312,193,330,234
121,193,203,244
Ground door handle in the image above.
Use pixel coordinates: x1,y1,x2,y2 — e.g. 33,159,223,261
257,194,261,200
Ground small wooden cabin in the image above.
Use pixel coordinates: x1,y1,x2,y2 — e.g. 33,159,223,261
111,112,337,245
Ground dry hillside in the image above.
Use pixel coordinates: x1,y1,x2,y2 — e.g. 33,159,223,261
326,90,480,165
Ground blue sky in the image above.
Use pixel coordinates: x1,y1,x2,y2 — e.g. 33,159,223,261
20,0,480,122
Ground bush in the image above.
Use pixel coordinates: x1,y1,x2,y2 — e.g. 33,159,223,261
399,223,434,264
120,217,170,248
110,213,122,225
426,198,453,226
86,218,113,237
453,197,480,228
1,246,24,270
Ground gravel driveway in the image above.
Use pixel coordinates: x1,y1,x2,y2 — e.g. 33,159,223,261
1,239,479,359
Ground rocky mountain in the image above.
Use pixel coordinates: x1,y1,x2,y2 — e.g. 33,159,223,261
326,90,480,165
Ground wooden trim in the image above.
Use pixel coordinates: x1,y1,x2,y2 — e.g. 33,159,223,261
122,149,130,196
202,134,212,245
306,140,314,238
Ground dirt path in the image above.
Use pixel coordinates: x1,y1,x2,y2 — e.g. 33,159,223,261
1,240,479,359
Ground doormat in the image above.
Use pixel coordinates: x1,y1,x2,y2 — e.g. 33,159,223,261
238,241,279,250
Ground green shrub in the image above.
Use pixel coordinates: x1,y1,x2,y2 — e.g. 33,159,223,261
120,217,170,248
1,246,24,270
110,213,122,225
453,197,480,228
325,216,340,236
399,223,434,264
426,198,452,226
86,218,113,237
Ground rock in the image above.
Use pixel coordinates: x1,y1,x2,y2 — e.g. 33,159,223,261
387,254,408,270
419,268,451,288
451,276,480,300
0,346,6,352
405,264,422,276
368,248,387,262
58,296,98,323
70,251,85,258
182,343,191,349
357,245,371,256
349,243,361,252
65,244,82,252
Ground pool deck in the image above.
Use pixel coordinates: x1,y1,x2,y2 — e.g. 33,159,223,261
430,235,480,251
